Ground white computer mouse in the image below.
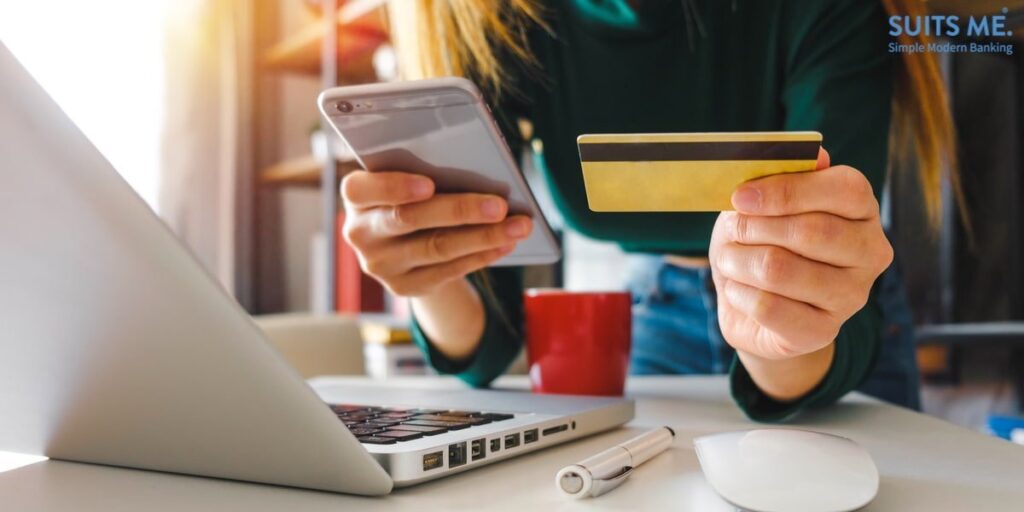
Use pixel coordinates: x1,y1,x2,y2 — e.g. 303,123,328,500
694,429,879,512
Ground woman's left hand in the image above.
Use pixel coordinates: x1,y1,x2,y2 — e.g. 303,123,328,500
708,148,893,397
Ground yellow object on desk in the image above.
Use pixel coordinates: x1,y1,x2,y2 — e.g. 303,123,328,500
360,322,412,345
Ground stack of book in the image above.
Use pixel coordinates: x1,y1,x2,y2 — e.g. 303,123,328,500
360,318,431,379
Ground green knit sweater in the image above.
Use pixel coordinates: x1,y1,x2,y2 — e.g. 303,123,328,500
413,0,892,422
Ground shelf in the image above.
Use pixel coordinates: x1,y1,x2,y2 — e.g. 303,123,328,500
264,0,388,78
260,155,321,186
260,154,360,187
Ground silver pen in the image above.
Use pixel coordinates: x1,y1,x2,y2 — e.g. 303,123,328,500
555,426,676,498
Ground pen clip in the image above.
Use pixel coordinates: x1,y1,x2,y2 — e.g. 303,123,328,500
590,466,634,497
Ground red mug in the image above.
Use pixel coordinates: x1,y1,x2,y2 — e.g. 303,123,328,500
524,289,632,396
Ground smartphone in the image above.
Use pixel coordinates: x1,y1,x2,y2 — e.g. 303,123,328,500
318,77,561,266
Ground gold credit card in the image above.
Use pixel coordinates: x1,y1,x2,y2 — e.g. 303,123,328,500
577,131,822,212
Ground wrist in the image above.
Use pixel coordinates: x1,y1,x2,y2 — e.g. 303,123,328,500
736,341,835,402
411,278,485,361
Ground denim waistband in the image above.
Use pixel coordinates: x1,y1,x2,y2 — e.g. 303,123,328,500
626,255,714,302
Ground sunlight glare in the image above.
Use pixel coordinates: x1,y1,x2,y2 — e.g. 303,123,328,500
0,0,170,209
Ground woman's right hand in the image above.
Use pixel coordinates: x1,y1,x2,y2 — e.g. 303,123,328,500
340,170,534,297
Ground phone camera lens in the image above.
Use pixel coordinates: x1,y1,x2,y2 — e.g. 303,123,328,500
336,101,354,113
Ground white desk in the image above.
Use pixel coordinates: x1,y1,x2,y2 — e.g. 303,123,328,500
1,376,1022,511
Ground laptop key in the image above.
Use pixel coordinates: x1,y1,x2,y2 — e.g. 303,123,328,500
363,419,401,427
348,427,385,436
476,413,514,421
330,404,365,413
343,412,379,421
389,424,448,435
413,414,491,425
403,420,471,430
377,412,414,419
375,430,425,441
357,436,397,445
441,410,480,417
411,414,458,421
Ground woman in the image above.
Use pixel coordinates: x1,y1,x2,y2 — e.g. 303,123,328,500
341,0,958,421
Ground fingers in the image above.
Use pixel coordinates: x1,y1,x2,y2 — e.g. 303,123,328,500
815,147,830,170
389,216,532,272
406,216,531,267
340,170,528,298
390,245,516,297
712,151,887,360
370,193,508,236
342,170,434,209
724,211,877,268
715,242,866,313
720,279,841,355
731,164,878,220
716,301,797,360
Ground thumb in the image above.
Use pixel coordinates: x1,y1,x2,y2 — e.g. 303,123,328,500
815,147,831,170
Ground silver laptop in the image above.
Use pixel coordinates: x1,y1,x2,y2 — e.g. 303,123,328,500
0,41,633,495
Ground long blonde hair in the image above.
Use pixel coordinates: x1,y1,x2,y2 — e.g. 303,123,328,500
389,0,963,227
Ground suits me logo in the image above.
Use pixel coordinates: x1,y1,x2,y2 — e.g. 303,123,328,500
888,7,1016,55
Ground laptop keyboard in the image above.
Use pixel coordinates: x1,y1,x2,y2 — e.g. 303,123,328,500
329,404,514,445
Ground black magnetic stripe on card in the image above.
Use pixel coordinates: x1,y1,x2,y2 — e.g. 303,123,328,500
577,140,821,162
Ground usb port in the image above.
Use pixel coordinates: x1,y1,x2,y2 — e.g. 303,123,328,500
504,433,520,449
490,438,501,453
422,451,443,471
471,439,486,461
542,424,568,436
448,442,467,468
524,429,538,444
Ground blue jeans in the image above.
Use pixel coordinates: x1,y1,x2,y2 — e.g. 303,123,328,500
626,255,922,410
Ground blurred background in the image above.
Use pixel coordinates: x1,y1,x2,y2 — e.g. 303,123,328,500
0,0,1021,441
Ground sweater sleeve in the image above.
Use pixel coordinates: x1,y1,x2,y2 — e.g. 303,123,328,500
729,0,891,421
411,267,525,388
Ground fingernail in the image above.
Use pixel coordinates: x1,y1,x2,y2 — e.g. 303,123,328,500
505,219,528,238
411,178,433,198
481,198,503,219
733,187,761,212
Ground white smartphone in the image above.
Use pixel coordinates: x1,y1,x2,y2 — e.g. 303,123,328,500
318,77,561,266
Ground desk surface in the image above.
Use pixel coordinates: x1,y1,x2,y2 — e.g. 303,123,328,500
1,375,1022,511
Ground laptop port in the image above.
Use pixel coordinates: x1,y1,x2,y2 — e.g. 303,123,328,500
448,442,467,468
423,451,443,471
542,424,568,436
504,433,520,449
490,438,501,453
471,439,486,461
524,429,538,444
